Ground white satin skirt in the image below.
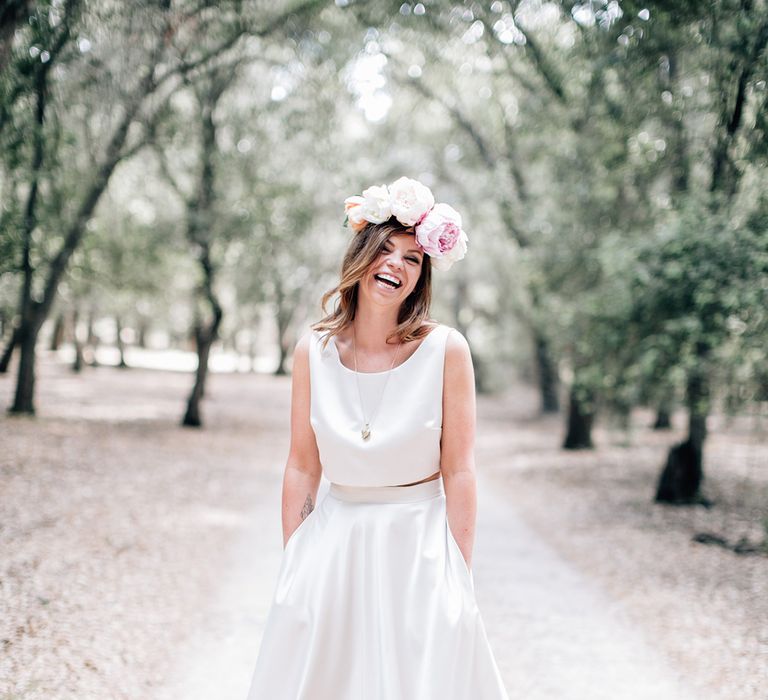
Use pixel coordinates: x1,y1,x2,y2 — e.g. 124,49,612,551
245,476,510,700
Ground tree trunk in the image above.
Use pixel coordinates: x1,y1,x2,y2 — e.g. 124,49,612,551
0,325,19,373
248,330,258,373
183,325,208,427
115,315,128,368
7,39,47,396
275,340,289,376
72,307,84,373
533,330,560,413
180,80,225,427
86,306,99,366
563,385,594,449
654,437,702,504
655,355,708,503
527,280,560,413
182,312,222,427
49,311,65,351
273,276,290,376
137,319,148,348
9,307,44,414
653,404,672,430
12,328,38,414
470,349,489,395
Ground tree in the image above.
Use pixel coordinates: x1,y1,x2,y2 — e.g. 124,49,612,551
1,0,331,414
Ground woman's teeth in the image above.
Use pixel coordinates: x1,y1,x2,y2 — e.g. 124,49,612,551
374,274,400,289
375,277,398,291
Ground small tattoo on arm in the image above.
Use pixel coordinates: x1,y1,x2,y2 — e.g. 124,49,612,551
300,493,314,521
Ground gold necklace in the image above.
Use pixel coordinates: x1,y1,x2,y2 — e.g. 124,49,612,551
352,325,402,441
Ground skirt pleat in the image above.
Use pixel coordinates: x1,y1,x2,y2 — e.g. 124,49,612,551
246,477,509,700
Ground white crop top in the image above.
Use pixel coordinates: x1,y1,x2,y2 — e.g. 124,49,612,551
308,324,453,487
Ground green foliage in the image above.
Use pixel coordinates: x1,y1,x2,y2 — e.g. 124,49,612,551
629,194,767,403
0,0,765,426
528,1,768,425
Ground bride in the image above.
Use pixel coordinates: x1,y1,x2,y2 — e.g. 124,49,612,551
246,176,509,699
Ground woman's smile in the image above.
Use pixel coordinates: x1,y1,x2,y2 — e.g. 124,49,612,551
372,273,402,293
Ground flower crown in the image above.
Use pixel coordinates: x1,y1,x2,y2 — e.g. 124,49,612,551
343,176,468,272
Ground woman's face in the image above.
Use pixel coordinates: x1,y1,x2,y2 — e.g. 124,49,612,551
360,232,424,309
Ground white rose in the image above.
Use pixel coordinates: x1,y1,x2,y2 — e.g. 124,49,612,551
388,176,435,226
359,184,392,223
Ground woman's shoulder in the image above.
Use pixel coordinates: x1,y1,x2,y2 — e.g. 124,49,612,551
440,325,472,367
419,323,470,371
293,328,321,363
426,322,464,344
301,326,331,346
295,329,313,350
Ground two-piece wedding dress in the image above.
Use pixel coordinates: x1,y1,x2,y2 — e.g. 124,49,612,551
246,323,510,699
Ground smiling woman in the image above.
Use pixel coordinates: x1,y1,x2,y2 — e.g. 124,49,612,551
245,178,509,700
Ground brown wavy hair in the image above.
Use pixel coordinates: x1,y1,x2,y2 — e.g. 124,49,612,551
311,218,438,349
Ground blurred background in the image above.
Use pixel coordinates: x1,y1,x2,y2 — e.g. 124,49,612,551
1,1,766,699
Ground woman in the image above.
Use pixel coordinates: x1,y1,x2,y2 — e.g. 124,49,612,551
246,177,509,699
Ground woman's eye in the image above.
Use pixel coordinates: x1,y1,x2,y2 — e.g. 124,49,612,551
380,245,418,263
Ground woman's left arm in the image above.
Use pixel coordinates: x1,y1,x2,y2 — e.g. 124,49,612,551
440,328,478,571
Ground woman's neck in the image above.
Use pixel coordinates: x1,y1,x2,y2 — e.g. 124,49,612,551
351,303,401,352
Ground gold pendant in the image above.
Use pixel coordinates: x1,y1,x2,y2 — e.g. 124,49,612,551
361,424,371,441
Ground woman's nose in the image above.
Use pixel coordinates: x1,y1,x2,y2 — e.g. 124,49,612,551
386,251,404,269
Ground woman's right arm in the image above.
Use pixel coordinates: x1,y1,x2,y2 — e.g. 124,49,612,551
281,331,323,549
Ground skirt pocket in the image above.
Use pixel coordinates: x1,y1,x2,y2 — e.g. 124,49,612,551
284,499,319,552
446,517,475,590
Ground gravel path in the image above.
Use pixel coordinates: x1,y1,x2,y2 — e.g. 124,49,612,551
474,476,703,700
1,351,764,699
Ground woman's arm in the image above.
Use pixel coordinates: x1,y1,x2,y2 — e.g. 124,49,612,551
281,331,323,549
440,328,478,570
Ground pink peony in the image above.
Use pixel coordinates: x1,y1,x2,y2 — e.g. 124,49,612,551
414,203,468,270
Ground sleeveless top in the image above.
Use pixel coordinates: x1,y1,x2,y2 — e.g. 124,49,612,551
308,324,454,487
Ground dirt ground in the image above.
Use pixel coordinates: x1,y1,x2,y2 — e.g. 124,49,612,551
1,351,766,699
